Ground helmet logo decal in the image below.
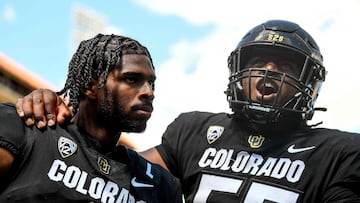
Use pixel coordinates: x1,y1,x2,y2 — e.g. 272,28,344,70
248,135,265,148
267,34,284,42
58,136,77,158
207,125,224,144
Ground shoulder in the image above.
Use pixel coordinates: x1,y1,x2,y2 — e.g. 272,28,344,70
176,111,231,125
178,111,230,118
166,111,233,135
309,127,360,152
0,103,23,126
0,103,25,155
311,127,360,140
0,102,17,114
163,111,233,143
163,111,231,140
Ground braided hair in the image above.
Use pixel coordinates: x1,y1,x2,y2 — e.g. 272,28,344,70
57,34,154,115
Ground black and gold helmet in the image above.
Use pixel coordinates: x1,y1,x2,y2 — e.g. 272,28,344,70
226,20,326,125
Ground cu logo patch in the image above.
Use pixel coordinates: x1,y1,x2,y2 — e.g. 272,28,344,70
58,136,77,158
98,157,111,174
207,125,224,144
248,135,265,148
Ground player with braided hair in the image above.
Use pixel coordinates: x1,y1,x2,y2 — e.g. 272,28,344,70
59,34,154,116
13,20,360,202
0,34,182,202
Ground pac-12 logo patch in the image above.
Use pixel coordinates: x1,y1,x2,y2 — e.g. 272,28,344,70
58,136,77,158
248,135,265,148
207,125,224,144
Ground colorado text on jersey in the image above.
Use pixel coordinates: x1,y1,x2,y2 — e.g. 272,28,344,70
198,147,304,182
47,159,147,203
195,147,304,202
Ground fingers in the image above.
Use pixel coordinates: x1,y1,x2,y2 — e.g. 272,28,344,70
20,93,36,126
15,89,63,129
55,96,72,124
15,98,25,118
31,90,47,129
42,89,59,127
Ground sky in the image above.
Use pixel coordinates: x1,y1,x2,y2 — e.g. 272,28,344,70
1,0,360,150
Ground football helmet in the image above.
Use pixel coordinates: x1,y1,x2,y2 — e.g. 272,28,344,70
226,20,326,125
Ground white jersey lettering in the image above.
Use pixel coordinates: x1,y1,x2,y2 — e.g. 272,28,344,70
63,166,81,188
76,170,89,194
198,147,305,183
231,151,250,172
47,159,147,203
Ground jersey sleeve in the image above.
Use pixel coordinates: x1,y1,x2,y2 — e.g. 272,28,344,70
156,164,183,203
322,132,360,202
156,112,198,178
126,148,183,202
0,103,26,156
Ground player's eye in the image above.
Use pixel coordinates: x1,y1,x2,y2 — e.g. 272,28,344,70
124,77,137,84
278,62,300,77
245,57,266,68
148,80,155,90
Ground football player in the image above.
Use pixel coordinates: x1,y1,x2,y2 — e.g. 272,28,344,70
0,34,182,202
14,20,360,202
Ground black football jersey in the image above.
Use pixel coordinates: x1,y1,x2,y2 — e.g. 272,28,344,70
156,111,360,203
0,103,182,203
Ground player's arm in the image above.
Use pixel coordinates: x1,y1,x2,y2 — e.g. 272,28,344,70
15,89,71,129
140,147,169,171
16,90,143,150
0,147,14,175
0,103,26,176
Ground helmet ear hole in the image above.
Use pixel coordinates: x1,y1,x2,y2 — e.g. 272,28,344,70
314,66,326,81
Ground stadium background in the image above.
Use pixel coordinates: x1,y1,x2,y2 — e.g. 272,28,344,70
1,0,360,151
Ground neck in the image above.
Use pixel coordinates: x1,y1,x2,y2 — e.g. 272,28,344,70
74,101,120,147
234,113,304,134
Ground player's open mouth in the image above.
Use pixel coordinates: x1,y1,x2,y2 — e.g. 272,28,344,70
255,80,278,102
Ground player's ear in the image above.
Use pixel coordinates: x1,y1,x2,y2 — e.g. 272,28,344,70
83,79,99,100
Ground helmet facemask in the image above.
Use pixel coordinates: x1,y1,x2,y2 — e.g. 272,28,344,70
226,45,325,126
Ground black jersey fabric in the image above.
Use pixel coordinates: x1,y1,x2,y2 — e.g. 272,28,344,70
0,103,182,203
156,111,360,203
